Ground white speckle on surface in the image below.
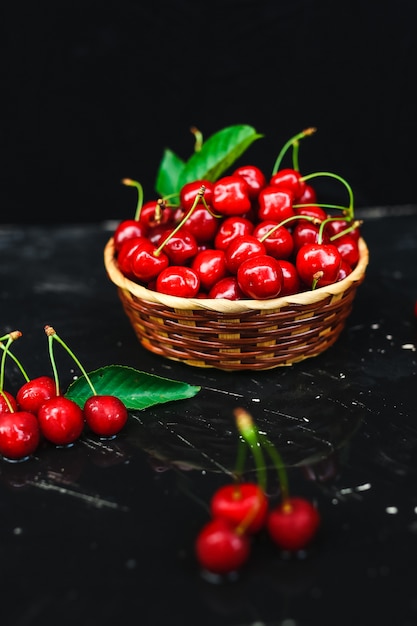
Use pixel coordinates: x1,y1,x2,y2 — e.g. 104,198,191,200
339,372,346,379
386,334,393,340
125,559,137,569
401,343,416,351
386,506,398,514
13,527,23,535
371,323,380,329
251,397,261,403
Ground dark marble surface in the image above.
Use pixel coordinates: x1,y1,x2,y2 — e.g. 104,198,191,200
0,206,417,626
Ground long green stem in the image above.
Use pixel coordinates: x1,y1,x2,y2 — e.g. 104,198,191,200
234,407,267,492
256,432,290,502
272,127,316,175
0,333,29,383
301,171,354,219
121,178,144,220
0,331,26,390
45,325,96,396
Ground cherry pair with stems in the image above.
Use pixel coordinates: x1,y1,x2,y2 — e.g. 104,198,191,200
0,326,127,461
195,407,320,577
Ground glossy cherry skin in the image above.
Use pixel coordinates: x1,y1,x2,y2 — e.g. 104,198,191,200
210,483,268,534
214,216,254,251
208,276,245,300
270,168,306,201
16,376,57,415
138,200,173,230
155,266,200,297
113,219,148,253
253,221,294,260
257,187,295,222
224,235,266,274
0,391,18,414
0,411,40,460
195,517,251,575
179,179,213,211
297,183,317,205
292,221,321,253
237,254,283,299
116,236,149,279
267,496,320,551
296,243,342,288
325,218,360,241
337,259,353,281
175,205,219,244
84,395,128,437
191,249,228,292
37,396,85,446
157,228,199,265
233,165,267,200
294,204,327,222
211,175,252,216
130,240,170,283
276,260,301,296
332,234,359,268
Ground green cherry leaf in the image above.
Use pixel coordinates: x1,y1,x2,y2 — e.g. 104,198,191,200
64,365,201,410
155,148,186,199
177,124,264,189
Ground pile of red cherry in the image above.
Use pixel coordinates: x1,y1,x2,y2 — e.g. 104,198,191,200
113,165,362,300
195,407,321,578
0,327,128,462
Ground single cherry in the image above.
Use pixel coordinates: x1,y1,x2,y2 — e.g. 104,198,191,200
296,242,342,289
0,390,18,414
267,496,320,551
211,175,252,216
253,221,294,259
0,411,40,460
224,235,266,274
130,240,170,283
276,260,302,296
257,187,295,222
155,266,200,297
84,395,128,437
210,483,268,534
16,375,57,415
191,249,228,292
237,254,283,299
208,276,244,300
179,179,214,210
157,228,198,265
270,168,306,201
233,164,266,200
195,517,251,576
214,216,254,251
38,396,85,446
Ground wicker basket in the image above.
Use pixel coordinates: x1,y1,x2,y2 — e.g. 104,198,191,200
104,237,369,371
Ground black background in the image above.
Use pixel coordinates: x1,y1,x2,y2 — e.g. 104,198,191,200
2,0,417,224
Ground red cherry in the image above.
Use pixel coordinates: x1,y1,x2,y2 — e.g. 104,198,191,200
267,496,320,551
292,221,321,253
294,204,327,222
0,411,40,460
337,259,353,281
257,187,295,222
130,240,170,283
210,483,268,534
16,375,57,415
237,254,283,300
208,276,244,300
253,221,294,260
175,205,219,244
0,391,18,414
332,234,360,268
211,175,252,216
157,228,199,265
214,216,254,251
84,395,128,437
138,200,173,229
116,236,149,279
179,179,213,211
224,235,266,274
296,243,342,288
38,396,85,446
195,517,251,575
191,249,228,292
276,259,302,295
297,183,317,205
233,165,267,200
270,168,306,201
155,266,200,297
113,219,148,253
325,218,361,241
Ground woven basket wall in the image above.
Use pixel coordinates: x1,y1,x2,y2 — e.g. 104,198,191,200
104,237,369,371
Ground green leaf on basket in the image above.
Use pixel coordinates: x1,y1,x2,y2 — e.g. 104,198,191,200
64,364,201,410
155,124,263,201
155,148,186,199
177,125,264,189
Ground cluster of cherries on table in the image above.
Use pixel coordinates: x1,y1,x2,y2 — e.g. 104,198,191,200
195,408,321,579
0,327,128,462
113,164,361,299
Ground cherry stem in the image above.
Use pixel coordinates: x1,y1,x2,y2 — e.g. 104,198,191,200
44,325,97,397
301,171,354,219
271,127,317,175
121,178,144,221
294,202,350,215
234,407,267,492
0,331,25,390
190,126,203,152
0,389,14,412
329,219,363,241
154,185,207,257
259,214,319,243
256,431,290,503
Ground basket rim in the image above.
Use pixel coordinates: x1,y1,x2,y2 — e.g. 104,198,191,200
104,236,369,313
